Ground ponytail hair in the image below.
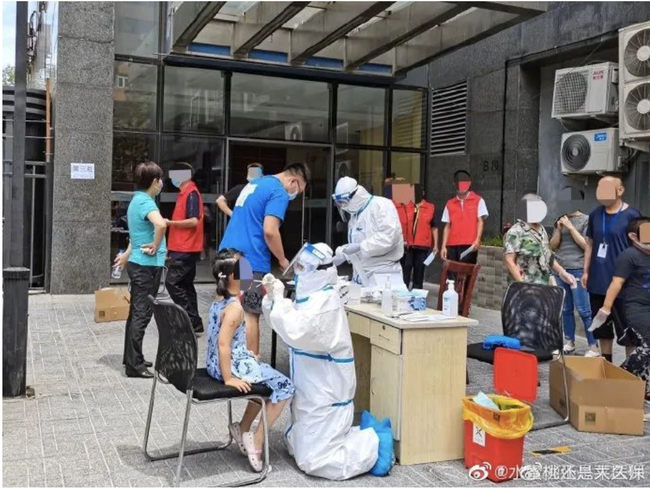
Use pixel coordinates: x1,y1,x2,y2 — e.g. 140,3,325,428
213,249,238,298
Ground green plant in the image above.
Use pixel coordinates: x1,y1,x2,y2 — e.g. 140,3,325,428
481,235,504,247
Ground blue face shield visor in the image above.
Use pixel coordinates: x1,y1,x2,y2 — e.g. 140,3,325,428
332,188,358,207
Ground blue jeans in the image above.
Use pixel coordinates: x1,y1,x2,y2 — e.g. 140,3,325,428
555,269,597,346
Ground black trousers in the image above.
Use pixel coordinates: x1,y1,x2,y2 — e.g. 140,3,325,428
589,293,636,347
402,247,429,289
165,256,203,331
123,262,162,374
447,244,478,264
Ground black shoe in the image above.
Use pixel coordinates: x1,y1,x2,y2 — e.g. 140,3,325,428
193,325,204,334
144,360,153,368
126,368,154,379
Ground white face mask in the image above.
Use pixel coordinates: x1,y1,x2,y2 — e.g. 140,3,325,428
154,180,163,196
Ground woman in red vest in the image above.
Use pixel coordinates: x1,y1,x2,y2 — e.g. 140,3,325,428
165,162,205,333
395,187,438,289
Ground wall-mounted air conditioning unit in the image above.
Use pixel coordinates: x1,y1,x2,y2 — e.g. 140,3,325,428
619,21,650,151
560,128,622,174
285,122,303,141
552,62,618,119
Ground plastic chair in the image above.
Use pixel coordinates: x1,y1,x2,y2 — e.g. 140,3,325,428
436,260,481,318
466,282,570,430
143,296,272,486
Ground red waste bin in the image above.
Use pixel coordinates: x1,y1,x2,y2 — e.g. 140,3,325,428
463,348,538,482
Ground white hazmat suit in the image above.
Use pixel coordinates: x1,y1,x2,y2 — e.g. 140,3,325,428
333,177,405,287
261,243,379,480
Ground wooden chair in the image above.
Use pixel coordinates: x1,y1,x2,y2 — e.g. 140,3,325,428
436,260,481,317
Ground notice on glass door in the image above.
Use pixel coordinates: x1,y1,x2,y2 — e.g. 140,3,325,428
71,162,95,180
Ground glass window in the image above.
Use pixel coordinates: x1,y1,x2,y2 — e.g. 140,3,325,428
337,85,386,147
392,89,425,149
115,2,160,58
163,66,225,134
112,132,157,191
230,73,330,142
159,135,225,280
391,152,422,184
114,62,158,130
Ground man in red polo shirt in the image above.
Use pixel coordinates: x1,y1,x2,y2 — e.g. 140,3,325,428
440,170,488,264
165,162,204,333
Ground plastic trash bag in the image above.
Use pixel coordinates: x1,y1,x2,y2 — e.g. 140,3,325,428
462,394,533,440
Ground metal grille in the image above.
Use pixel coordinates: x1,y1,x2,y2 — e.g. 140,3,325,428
553,70,589,116
430,81,467,156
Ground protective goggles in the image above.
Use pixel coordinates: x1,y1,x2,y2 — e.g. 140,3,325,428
332,188,357,206
283,243,328,276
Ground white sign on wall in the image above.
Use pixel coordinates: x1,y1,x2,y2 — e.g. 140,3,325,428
71,162,95,180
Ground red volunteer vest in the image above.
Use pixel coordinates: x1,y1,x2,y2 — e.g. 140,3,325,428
446,192,481,246
395,200,436,248
168,181,204,253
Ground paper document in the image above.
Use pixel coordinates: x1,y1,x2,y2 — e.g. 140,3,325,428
459,246,476,261
423,252,436,266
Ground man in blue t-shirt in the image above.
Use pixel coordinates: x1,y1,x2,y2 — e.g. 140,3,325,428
219,162,310,355
582,176,641,361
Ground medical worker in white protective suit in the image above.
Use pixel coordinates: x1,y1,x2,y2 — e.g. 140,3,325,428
261,243,380,480
332,177,405,287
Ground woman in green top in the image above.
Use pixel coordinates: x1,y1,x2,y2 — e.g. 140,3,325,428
114,161,167,378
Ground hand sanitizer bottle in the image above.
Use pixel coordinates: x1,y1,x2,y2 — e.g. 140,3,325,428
381,276,393,315
442,279,458,318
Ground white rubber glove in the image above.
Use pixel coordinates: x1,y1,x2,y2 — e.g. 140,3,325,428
332,253,347,266
559,270,576,288
272,279,286,301
588,308,610,332
342,243,361,255
262,273,276,296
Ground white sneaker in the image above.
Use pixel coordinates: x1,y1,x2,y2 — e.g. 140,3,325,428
563,342,576,354
584,347,601,358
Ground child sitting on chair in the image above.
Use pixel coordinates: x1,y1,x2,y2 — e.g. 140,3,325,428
207,249,294,472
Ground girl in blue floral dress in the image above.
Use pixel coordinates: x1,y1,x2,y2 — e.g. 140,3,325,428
207,249,294,472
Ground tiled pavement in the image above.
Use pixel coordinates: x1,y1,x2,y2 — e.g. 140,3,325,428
3,285,649,487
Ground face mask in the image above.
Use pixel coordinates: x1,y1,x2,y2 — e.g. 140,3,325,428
288,180,299,201
154,180,163,196
171,179,181,188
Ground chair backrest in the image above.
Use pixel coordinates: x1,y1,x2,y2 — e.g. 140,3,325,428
501,282,565,352
149,296,197,393
437,260,481,317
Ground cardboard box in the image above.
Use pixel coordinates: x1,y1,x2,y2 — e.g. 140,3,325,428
549,356,645,436
94,287,131,323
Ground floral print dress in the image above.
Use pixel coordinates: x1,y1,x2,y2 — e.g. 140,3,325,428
206,298,294,403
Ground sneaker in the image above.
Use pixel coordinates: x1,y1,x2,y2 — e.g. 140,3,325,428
552,349,560,358
563,342,576,354
584,347,601,358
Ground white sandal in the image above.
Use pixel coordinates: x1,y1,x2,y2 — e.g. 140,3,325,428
228,422,247,456
242,432,264,473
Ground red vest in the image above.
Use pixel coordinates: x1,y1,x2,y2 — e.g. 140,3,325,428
445,191,481,246
395,200,436,248
168,181,204,253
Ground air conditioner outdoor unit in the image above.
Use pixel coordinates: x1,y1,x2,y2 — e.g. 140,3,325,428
619,21,650,151
552,62,618,119
560,129,622,175
285,122,303,141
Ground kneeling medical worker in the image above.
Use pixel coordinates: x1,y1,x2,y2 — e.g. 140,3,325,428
332,177,405,287
261,243,392,480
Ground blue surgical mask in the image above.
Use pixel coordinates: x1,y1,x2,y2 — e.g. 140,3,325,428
288,180,299,201
171,179,181,188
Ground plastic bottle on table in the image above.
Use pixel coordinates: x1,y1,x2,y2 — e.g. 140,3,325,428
442,279,458,318
381,276,393,315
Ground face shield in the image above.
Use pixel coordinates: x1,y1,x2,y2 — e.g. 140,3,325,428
283,243,329,277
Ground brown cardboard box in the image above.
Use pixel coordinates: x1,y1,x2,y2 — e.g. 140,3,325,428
94,287,131,323
549,356,645,436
